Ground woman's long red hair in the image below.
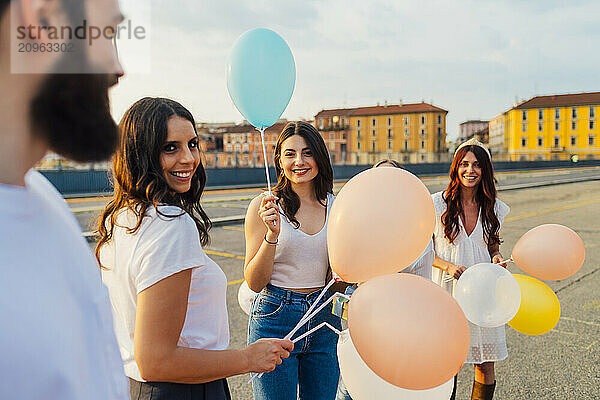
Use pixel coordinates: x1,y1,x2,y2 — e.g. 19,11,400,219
442,145,501,246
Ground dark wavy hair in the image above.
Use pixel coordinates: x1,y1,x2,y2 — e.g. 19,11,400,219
442,145,501,246
95,97,211,268
272,121,333,227
373,159,403,169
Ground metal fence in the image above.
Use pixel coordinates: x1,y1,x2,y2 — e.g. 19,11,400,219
39,159,600,196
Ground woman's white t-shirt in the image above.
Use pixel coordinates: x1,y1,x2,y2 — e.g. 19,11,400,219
100,205,229,382
431,191,510,364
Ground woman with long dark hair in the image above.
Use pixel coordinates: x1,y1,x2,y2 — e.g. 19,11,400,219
244,121,341,400
96,97,292,400
431,139,510,400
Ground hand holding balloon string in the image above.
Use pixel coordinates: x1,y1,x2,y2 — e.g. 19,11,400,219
248,277,349,383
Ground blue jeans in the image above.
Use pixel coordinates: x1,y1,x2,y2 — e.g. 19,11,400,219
248,284,341,400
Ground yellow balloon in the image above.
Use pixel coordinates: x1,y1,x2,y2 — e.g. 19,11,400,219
508,274,560,336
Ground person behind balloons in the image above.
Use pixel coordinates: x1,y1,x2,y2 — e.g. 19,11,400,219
96,97,293,400
244,121,342,400
431,138,510,400
335,159,435,400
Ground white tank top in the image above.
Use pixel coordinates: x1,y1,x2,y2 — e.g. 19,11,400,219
270,193,335,289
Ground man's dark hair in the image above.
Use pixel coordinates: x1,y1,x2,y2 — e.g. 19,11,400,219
1,0,9,18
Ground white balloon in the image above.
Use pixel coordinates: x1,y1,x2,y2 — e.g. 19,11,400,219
337,330,454,399
237,281,258,315
454,263,521,328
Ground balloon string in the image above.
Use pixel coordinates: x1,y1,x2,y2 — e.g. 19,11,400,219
257,126,272,195
291,322,342,343
248,280,347,384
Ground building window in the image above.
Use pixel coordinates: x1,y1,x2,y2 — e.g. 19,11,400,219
437,115,441,124
404,140,408,151
421,115,425,124
330,132,335,140
404,128,409,137
572,121,577,130
538,109,543,120
342,133,346,139
372,118,376,126
420,154,426,162
522,122,527,132
589,135,595,146
591,107,595,118
357,129,361,139
572,107,577,119
387,129,392,138
421,141,425,149
590,120,595,130
571,135,577,146
437,140,441,149
437,127,441,135
538,122,543,132
521,137,527,148
404,117,409,125
319,119,324,129
225,144,232,152
537,136,543,147
372,129,376,136
357,119,361,127
357,141,361,150
555,108,560,119
522,111,527,121
421,129,425,137
388,117,392,126
372,142,376,152
554,122,559,131
553,136,560,147
388,141,392,150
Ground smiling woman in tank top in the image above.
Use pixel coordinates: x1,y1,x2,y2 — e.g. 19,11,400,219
244,121,341,400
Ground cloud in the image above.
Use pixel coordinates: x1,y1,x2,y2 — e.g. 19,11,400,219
111,0,600,139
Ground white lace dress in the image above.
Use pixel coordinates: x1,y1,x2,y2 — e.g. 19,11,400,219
431,191,510,364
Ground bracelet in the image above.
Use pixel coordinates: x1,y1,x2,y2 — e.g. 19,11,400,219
264,235,278,245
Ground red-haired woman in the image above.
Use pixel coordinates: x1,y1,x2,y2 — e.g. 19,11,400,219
431,139,510,400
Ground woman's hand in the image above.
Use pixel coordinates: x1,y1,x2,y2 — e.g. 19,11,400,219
259,194,280,238
492,253,507,268
446,263,467,279
243,338,294,373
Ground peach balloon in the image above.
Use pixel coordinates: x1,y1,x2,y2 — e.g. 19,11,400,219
508,274,561,336
512,224,585,280
327,167,435,283
348,274,469,390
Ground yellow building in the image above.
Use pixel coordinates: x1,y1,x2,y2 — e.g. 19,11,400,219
315,102,448,164
490,92,600,161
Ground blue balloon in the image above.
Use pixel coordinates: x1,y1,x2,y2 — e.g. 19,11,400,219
227,28,296,128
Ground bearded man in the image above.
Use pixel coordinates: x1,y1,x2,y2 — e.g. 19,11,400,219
0,0,128,398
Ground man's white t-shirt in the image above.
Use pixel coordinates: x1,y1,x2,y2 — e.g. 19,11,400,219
99,205,230,382
0,170,128,399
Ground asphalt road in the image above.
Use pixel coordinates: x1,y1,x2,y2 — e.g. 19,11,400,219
80,169,600,399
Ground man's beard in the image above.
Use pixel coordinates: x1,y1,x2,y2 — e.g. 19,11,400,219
29,59,120,163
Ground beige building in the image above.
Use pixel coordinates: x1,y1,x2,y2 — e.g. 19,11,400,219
315,102,449,164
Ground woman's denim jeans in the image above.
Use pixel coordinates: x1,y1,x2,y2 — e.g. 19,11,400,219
248,284,341,400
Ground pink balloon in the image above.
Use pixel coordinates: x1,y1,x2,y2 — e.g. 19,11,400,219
512,224,585,280
328,168,435,283
348,274,469,390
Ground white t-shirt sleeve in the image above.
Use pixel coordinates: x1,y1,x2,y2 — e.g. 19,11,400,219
133,208,206,293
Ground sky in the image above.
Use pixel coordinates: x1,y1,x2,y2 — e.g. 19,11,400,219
110,0,600,141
